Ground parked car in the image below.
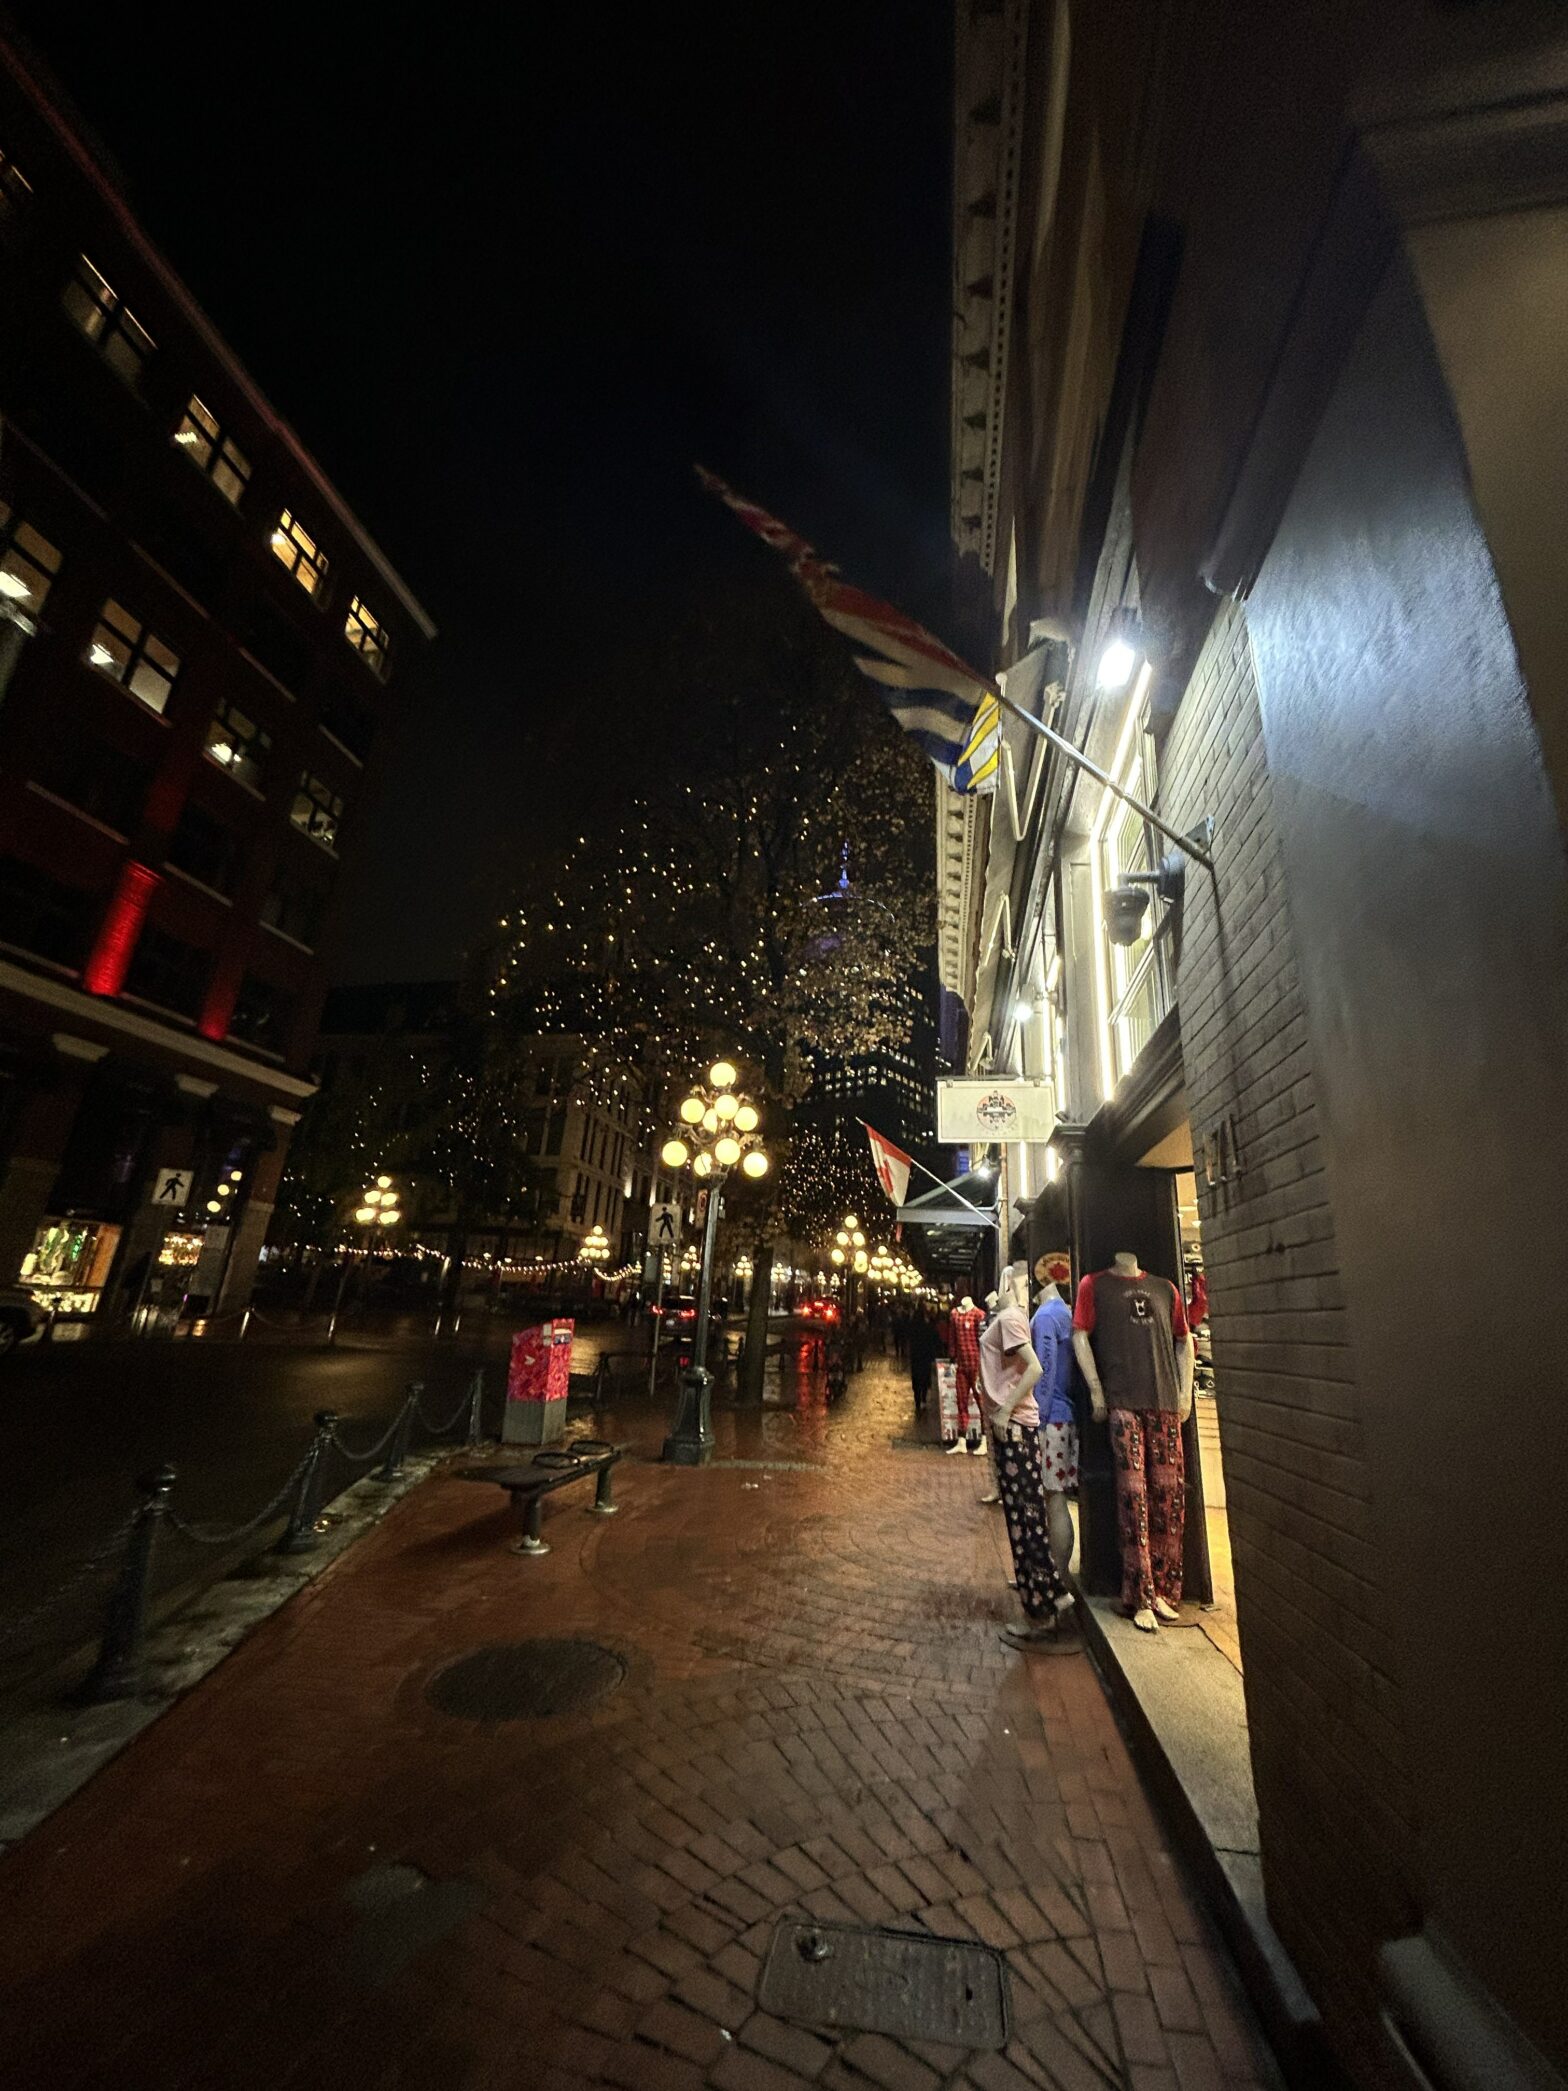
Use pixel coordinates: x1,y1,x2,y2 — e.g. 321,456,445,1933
0,1287,49,1353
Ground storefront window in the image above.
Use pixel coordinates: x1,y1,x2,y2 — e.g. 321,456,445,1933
19,1216,121,1312
1091,678,1173,1095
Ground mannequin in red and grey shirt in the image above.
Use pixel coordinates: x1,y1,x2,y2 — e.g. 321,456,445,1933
1072,1252,1194,1632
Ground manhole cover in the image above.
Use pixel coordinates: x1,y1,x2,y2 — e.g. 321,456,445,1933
758,1919,1011,2049
425,1638,625,1720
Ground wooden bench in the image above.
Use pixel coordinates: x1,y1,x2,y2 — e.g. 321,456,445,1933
456,1440,623,1556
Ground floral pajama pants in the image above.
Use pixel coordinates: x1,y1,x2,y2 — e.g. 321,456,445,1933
994,1424,1070,1621
1109,1408,1185,1615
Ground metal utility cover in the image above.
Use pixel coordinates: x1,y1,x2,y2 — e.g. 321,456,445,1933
425,1639,625,1721
759,1919,1010,2050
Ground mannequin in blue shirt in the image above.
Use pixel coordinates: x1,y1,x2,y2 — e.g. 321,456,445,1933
1030,1278,1078,1580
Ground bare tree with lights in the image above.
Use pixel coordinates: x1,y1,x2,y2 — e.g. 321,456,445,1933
489,579,934,1395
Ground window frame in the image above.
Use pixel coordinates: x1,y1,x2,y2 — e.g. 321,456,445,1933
172,394,251,507
203,696,271,794
84,599,182,717
62,254,155,387
289,770,344,853
343,595,392,681
1090,672,1175,1097
269,509,329,599
0,503,63,621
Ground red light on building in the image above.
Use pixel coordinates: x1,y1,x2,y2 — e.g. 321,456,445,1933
82,861,160,997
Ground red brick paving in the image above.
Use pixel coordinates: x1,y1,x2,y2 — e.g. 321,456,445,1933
0,1359,1275,2088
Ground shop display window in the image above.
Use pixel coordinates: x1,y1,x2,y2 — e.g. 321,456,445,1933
19,1216,121,1308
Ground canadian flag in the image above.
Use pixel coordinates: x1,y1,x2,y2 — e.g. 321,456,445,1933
862,1121,913,1209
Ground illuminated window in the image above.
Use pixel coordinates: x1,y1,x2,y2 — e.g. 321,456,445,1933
203,697,271,791
343,596,391,681
290,771,343,851
62,255,155,386
173,396,251,506
0,143,33,218
269,509,328,597
1090,670,1172,1095
0,505,62,617
85,600,181,715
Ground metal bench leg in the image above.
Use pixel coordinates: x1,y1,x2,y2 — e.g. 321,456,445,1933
514,1495,550,1556
590,1464,619,1516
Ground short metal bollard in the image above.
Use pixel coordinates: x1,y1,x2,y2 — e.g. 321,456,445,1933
376,1387,417,1483
77,1464,177,1705
276,1411,336,1554
591,1462,619,1516
465,1367,486,1447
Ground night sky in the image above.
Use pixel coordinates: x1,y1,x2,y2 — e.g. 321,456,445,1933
10,3,954,983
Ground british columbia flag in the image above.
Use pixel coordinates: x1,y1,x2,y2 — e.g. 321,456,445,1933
697,468,1001,794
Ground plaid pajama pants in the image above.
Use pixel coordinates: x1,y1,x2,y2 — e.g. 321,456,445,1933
1109,1408,1185,1615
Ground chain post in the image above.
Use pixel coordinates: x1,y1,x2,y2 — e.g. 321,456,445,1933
276,1411,336,1554
466,1367,485,1446
76,1464,177,1704
376,1388,417,1483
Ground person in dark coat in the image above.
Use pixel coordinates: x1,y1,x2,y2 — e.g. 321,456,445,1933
908,1304,943,1413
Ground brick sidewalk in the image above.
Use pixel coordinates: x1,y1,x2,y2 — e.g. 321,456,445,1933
0,1359,1276,2090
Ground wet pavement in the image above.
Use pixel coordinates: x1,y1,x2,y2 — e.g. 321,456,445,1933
0,1352,1277,2089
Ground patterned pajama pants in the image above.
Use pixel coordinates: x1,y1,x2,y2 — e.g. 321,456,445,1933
1109,1408,1185,1615
994,1425,1070,1621
955,1370,982,1443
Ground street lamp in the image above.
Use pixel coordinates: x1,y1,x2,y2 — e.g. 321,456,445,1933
581,1223,610,1265
660,1058,768,1466
328,1172,400,1344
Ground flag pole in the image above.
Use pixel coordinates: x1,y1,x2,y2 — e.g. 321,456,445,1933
989,689,1214,870
860,1123,995,1220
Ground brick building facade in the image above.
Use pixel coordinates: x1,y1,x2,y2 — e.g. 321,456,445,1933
0,34,432,1332
935,5,1568,2086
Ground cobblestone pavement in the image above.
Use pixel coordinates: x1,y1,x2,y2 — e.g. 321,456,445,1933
0,1358,1276,2090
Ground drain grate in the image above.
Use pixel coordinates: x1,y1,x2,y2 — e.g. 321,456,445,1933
425,1638,625,1721
759,1919,1011,2049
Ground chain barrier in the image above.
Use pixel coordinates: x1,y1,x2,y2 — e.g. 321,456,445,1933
0,1512,138,1660
327,1408,409,1467
413,1385,472,1436
163,1448,318,1549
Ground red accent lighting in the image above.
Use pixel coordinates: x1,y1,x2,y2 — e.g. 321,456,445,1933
83,861,161,997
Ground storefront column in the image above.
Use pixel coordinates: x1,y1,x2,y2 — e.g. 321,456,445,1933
0,1041,100,1285
218,1113,295,1314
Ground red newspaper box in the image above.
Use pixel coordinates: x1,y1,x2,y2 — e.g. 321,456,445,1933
502,1319,575,1445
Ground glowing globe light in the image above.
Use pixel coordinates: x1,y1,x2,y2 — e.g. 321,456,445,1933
679,1095,705,1125
375,1175,392,1191
714,1092,739,1120
355,1205,376,1224
714,1135,742,1167
843,1214,860,1230
378,1208,399,1226
661,1137,690,1169
831,1247,846,1265
733,1103,759,1133
741,1149,769,1179
709,1061,737,1089
693,1152,714,1178
702,1108,721,1134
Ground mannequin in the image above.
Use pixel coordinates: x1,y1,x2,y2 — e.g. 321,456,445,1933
1072,1251,1193,1633
1030,1277,1078,1582
947,1293,986,1455
980,1263,1079,1654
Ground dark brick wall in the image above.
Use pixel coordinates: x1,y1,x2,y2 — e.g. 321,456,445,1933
1157,597,1417,2085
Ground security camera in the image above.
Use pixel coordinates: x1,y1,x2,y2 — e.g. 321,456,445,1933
1103,884,1150,946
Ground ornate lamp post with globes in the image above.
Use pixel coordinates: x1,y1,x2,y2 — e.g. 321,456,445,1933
659,1059,769,1465
327,1173,400,1346
830,1213,868,1314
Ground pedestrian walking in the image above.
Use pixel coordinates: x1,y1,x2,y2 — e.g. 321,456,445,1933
908,1303,941,1414
981,1264,1079,1653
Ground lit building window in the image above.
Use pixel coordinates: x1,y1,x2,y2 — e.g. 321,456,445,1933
203,697,271,792
85,600,181,715
290,771,343,851
270,509,328,597
62,255,155,387
1089,666,1172,1096
344,595,391,681
0,505,62,617
0,143,33,217
173,396,251,506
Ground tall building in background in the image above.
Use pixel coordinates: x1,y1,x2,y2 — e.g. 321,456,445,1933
0,34,433,1330
803,966,938,1152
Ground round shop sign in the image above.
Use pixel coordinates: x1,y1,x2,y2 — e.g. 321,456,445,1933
974,1090,1019,1132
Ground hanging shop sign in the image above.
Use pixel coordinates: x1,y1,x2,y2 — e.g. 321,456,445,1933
936,1078,1057,1145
